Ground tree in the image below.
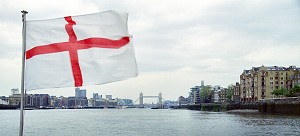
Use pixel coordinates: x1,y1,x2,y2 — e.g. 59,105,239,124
272,84,300,97
290,84,300,96
200,85,213,103
226,85,234,102
272,87,287,96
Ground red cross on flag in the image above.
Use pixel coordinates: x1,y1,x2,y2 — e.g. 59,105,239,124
25,11,138,90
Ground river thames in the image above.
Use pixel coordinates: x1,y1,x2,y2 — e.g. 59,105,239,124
0,109,299,136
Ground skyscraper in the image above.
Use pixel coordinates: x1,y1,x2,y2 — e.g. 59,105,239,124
75,87,86,98
93,93,99,99
74,88,88,107
201,80,204,87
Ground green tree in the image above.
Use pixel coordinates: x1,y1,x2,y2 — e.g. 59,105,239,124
272,87,287,96
290,84,300,96
283,89,291,97
226,84,234,102
200,85,212,103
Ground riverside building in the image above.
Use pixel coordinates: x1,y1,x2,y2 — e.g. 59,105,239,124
240,65,299,102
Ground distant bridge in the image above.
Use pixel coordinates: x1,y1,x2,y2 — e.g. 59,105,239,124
134,92,163,108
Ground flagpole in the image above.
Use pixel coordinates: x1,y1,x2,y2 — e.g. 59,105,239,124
20,10,28,136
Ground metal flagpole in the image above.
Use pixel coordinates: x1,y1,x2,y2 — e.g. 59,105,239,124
20,10,28,136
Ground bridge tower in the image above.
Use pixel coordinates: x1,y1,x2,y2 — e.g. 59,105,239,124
158,92,163,108
139,92,143,108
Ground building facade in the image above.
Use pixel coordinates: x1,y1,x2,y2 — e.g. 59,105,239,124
218,88,227,102
26,94,50,108
178,96,188,106
93,93,99,99
0,96,9,105
122,99,134,106
9,94,21,106
106,95,112,100
74,88,88,107
233,82,240,103
75,88,86,98
240,65,299,102
190,86,201,104
212,85,222,103
11,88,19,95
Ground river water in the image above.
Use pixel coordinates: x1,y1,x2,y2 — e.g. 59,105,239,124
0,109,299,136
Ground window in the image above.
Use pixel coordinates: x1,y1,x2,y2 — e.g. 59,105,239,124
270,82,273,85
281,77,283,80
270,77,273,80
281,82,284,85
281,73,283,75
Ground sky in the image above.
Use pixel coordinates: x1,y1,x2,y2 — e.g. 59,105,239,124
0,0,299,103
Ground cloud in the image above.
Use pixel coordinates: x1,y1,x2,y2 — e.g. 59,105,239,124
0,23,22,58
0,0,299,101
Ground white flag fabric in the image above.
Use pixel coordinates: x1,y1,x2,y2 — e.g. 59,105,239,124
25,11,138,90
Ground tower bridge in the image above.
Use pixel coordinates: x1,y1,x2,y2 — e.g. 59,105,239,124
134,92,163,108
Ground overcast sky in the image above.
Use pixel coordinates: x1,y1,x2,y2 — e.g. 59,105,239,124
0,0,299,102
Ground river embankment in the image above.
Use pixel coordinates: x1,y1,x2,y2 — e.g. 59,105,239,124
182,97,300,114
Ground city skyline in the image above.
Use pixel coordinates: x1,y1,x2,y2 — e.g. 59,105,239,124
0,0,299,101
2,65,298,102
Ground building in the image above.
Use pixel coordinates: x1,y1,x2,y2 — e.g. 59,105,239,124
93,98,117,107
189,86,201,104
122,99,134,106
94,98,107,107
106,95,112,100
289,66,300,87
93,93,99,99
59,96,68,108
107,99,118,107
178,96,188,106
76,98,88,107
233,82,240,103
50,96,58,107
240,65,299,102
240,67,260,102
30,94,50,108
11,88,19,95
0,96,9,105
74,88,88,107
9,94,21,106
68,97,76,108
25,94,33,107
75,88,86,98
212,85,222,103
218,88,227,102
49,96,68,108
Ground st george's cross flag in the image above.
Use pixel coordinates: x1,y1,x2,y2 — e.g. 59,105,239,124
25,11,138,90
